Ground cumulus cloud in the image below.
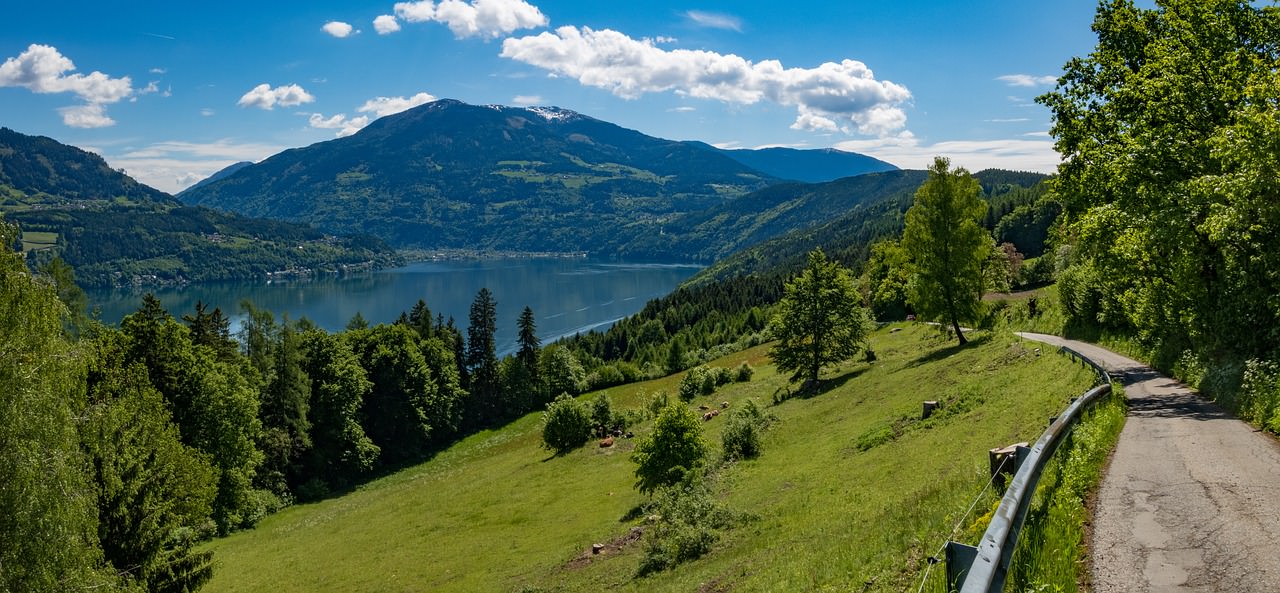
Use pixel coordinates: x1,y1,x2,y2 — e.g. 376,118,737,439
374,14,402,34
501,27,911,136
308,113,370,137
356,91,436,116
512,94,541,105
0,43,133,127
237,83,315,110
997,74,1057,87
323,21,356,37
393,0,548,39
684,10,742,32
58,104,115,128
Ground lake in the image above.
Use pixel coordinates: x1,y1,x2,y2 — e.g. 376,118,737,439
86,259,702,355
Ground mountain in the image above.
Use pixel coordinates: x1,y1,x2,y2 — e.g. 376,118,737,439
701,144,898,182
0,128,397,288
179,99,777,253
179,160,253,195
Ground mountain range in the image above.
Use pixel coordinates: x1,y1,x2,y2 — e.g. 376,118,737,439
0,127,397,288
179,99,897,258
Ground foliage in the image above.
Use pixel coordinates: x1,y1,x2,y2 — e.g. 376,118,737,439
863,239,912,321
631,403,708,494
636,473,738,576
541,393,593,454
1040,0,1280,363
902,157,989,345
0,219,123,592
298,329,379,490
466,288,500,425
721,398,770,461
1008,389,1126,591
769,249,872,385
540,344,587,398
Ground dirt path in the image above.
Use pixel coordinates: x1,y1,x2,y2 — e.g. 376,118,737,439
1017,333,1280,592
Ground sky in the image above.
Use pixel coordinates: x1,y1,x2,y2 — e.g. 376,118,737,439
0,1,1103,194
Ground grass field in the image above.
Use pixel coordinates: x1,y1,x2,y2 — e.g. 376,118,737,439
202,324,1094,593
19,231,57,252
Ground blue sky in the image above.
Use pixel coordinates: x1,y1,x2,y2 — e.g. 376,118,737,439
1,1,1100,194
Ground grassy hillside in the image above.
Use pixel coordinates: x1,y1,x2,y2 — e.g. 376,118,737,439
202,324,1093,593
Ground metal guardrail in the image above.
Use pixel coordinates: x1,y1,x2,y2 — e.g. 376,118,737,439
947,345,1114,592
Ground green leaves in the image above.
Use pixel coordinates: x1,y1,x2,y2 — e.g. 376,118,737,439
631,403,708,495
768,249,871,385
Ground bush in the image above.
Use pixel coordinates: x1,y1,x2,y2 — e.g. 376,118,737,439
541,393,593,454
734,362,754,382
632,404,707,494
644,390,671,418
636,475,736,576
721,398,769,460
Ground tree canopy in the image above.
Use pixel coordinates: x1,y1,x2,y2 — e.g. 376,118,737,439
769,249,872,386
902,157,989,345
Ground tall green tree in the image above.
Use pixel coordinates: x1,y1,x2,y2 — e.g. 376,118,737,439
466,288,500,424
1040,0,1280,360
299,329,379,489
257,317,312,496
901,157,989,345
0,220,121,592
183,301,238,363
82,330,219,593
863,239,912,321
769,249,872,386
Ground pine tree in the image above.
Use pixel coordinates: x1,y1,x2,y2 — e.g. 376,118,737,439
466,288,500,425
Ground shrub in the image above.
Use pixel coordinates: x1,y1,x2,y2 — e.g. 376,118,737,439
644,390,671,418
636,475,735,576
541,393,592,454
734,362,754,382
712,366,733,387
721,415,762,460
632,404,707,494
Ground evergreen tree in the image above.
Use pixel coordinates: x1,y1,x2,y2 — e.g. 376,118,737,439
466,288,500,425
901,157,988,345
769,249,872,386
183,300,238,363
517,305,540,371
257,317,312,495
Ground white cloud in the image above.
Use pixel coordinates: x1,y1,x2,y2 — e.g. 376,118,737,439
685,10,742,32
149,67,166,74
654,36,677,44
986,117,1029,123
356,91,436,116
393,0,548,39
997,74,1057,87
200,108,215,117
58,103,115,128
140,81,160,94
668,105,695,112
512,94,541,105
1023,130,1051,138
501,27,911,137
374,14,402,34
835,132,1060,173
237,83,315,109
323,21,356,38
104,139,286,193
308,113,370,137
0,44,133,127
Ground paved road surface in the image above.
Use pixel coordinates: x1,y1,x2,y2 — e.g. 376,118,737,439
1018,333,1280,592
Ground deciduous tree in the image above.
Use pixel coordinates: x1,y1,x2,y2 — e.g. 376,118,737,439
769,249,872,386
902,157,988,345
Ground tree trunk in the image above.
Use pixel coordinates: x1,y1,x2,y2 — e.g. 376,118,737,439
951,316,967,346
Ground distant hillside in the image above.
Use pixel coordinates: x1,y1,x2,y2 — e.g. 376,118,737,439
179,99,776,253
689,169,1050,284
179,160,253,195
708,145,898,182
0,128,397,288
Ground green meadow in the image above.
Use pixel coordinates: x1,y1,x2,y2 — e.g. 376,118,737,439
203,324,1094,593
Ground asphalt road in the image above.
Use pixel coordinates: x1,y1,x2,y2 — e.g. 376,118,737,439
1018,333,1280,592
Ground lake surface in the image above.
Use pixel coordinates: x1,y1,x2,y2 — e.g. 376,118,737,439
86,259,701,355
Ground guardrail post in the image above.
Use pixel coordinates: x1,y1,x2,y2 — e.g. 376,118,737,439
945,541,978,591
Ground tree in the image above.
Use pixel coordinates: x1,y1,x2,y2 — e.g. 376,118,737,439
541,393,592,454
863,239,912,321
466,288,500,425
1040,0,1280,361
257,317,311,496
299,329,379,487
82,330,218,593
540,344,586,398
183,300,237,362
902,157,989,345
632,403,708,494
0,220,121,592
769,249,872,386
516,305,540,371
